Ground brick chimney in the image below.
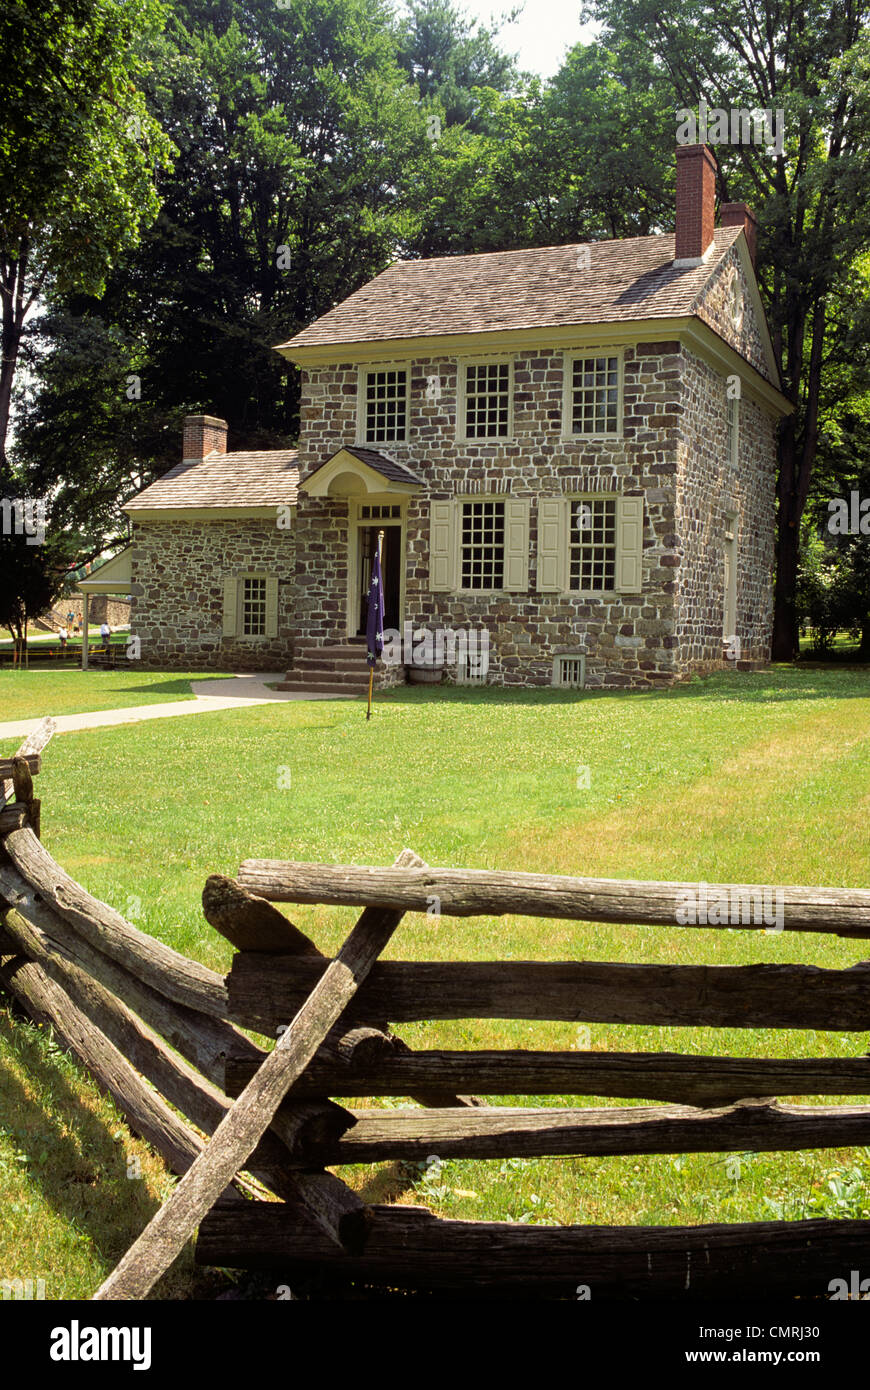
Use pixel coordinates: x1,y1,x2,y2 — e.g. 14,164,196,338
182,414,228,461
720,201,758,268
674,144,717,267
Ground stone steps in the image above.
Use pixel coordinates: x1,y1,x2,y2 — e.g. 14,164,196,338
275,640,372,696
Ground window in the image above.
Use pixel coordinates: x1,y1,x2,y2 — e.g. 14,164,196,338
222,575,278,640
723,513,738,640
461,500,505,589
363,369,407,443
360,504,401,520
552,653,586,688
242,577,267,636
726,395,739,467
536,495,643,595
464,362,510,438
429,497,530,593
568,354,620,435
569,497,617,591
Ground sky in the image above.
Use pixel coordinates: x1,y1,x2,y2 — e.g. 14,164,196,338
457,0,602,78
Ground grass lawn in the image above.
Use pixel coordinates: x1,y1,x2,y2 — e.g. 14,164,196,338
0,669,236,723
2,664,870,1297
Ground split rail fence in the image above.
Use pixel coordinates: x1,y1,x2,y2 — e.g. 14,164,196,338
2,719,870,1297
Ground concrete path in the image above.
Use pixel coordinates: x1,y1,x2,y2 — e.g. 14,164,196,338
0,672,354,742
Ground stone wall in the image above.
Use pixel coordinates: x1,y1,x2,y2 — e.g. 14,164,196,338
129,519,295,670
674,346,777,671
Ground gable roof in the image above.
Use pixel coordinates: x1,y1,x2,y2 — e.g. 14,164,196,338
338,447,425,486
278,228,744,353
299,446,425,497
124,449,300,512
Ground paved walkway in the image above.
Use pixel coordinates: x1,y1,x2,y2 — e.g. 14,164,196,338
0,672,353,741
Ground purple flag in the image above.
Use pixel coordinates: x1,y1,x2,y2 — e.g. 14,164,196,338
365,543,385,667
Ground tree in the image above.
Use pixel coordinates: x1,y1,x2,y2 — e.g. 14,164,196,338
0,0,174,466
396,0,519,129
14,0,442,548
584,0,870,659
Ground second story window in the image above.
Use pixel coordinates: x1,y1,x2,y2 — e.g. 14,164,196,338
364,369,407,443
569,354,619,435
464,362,510,438
568,496,617,591
461,499,505,588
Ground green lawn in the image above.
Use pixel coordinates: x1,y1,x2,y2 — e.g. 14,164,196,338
0,669,235,723
2,665,870,1297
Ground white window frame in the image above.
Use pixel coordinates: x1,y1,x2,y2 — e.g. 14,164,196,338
552,651,586,689
356,364,409,446
537,493,643,596
723,511,738,641
726,392,739,468
566,493,619,596
456,356,514,443
241,575,268,637
458,494,509,592
561,348,624,441
224,572,278,642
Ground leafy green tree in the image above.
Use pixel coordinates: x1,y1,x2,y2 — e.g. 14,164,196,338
0,0,174,464
397,0,519,129
15,0,439,544
584,0,870,659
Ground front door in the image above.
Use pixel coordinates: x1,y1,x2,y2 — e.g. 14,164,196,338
357,524,401,634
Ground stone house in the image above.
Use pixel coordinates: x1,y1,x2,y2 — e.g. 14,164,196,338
124,144,790,690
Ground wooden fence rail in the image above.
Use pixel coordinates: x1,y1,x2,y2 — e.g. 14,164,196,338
1,718,870,1299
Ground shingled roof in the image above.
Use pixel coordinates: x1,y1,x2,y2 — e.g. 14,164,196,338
336,447,424,486
278,228,743,353
124,449,300,511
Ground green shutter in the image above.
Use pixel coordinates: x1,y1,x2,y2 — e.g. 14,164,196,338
265,576,279,638
537,497,567,592
503,498,530,591
222,577,238,637
616,496,644,593
429,500,456,591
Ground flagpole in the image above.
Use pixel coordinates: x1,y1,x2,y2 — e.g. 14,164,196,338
366,529,384,721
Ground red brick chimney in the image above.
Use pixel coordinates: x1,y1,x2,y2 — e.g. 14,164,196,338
720,201,758,268
674,144,717,266
182,414,228,461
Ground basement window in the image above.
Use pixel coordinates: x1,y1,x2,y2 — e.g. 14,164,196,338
552,652,586,688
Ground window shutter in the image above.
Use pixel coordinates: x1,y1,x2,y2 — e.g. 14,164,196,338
265,577,279,638
537,498,567,592
222,577,238,637
429,500,456,591
615,496,644,593
503,498,530,591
